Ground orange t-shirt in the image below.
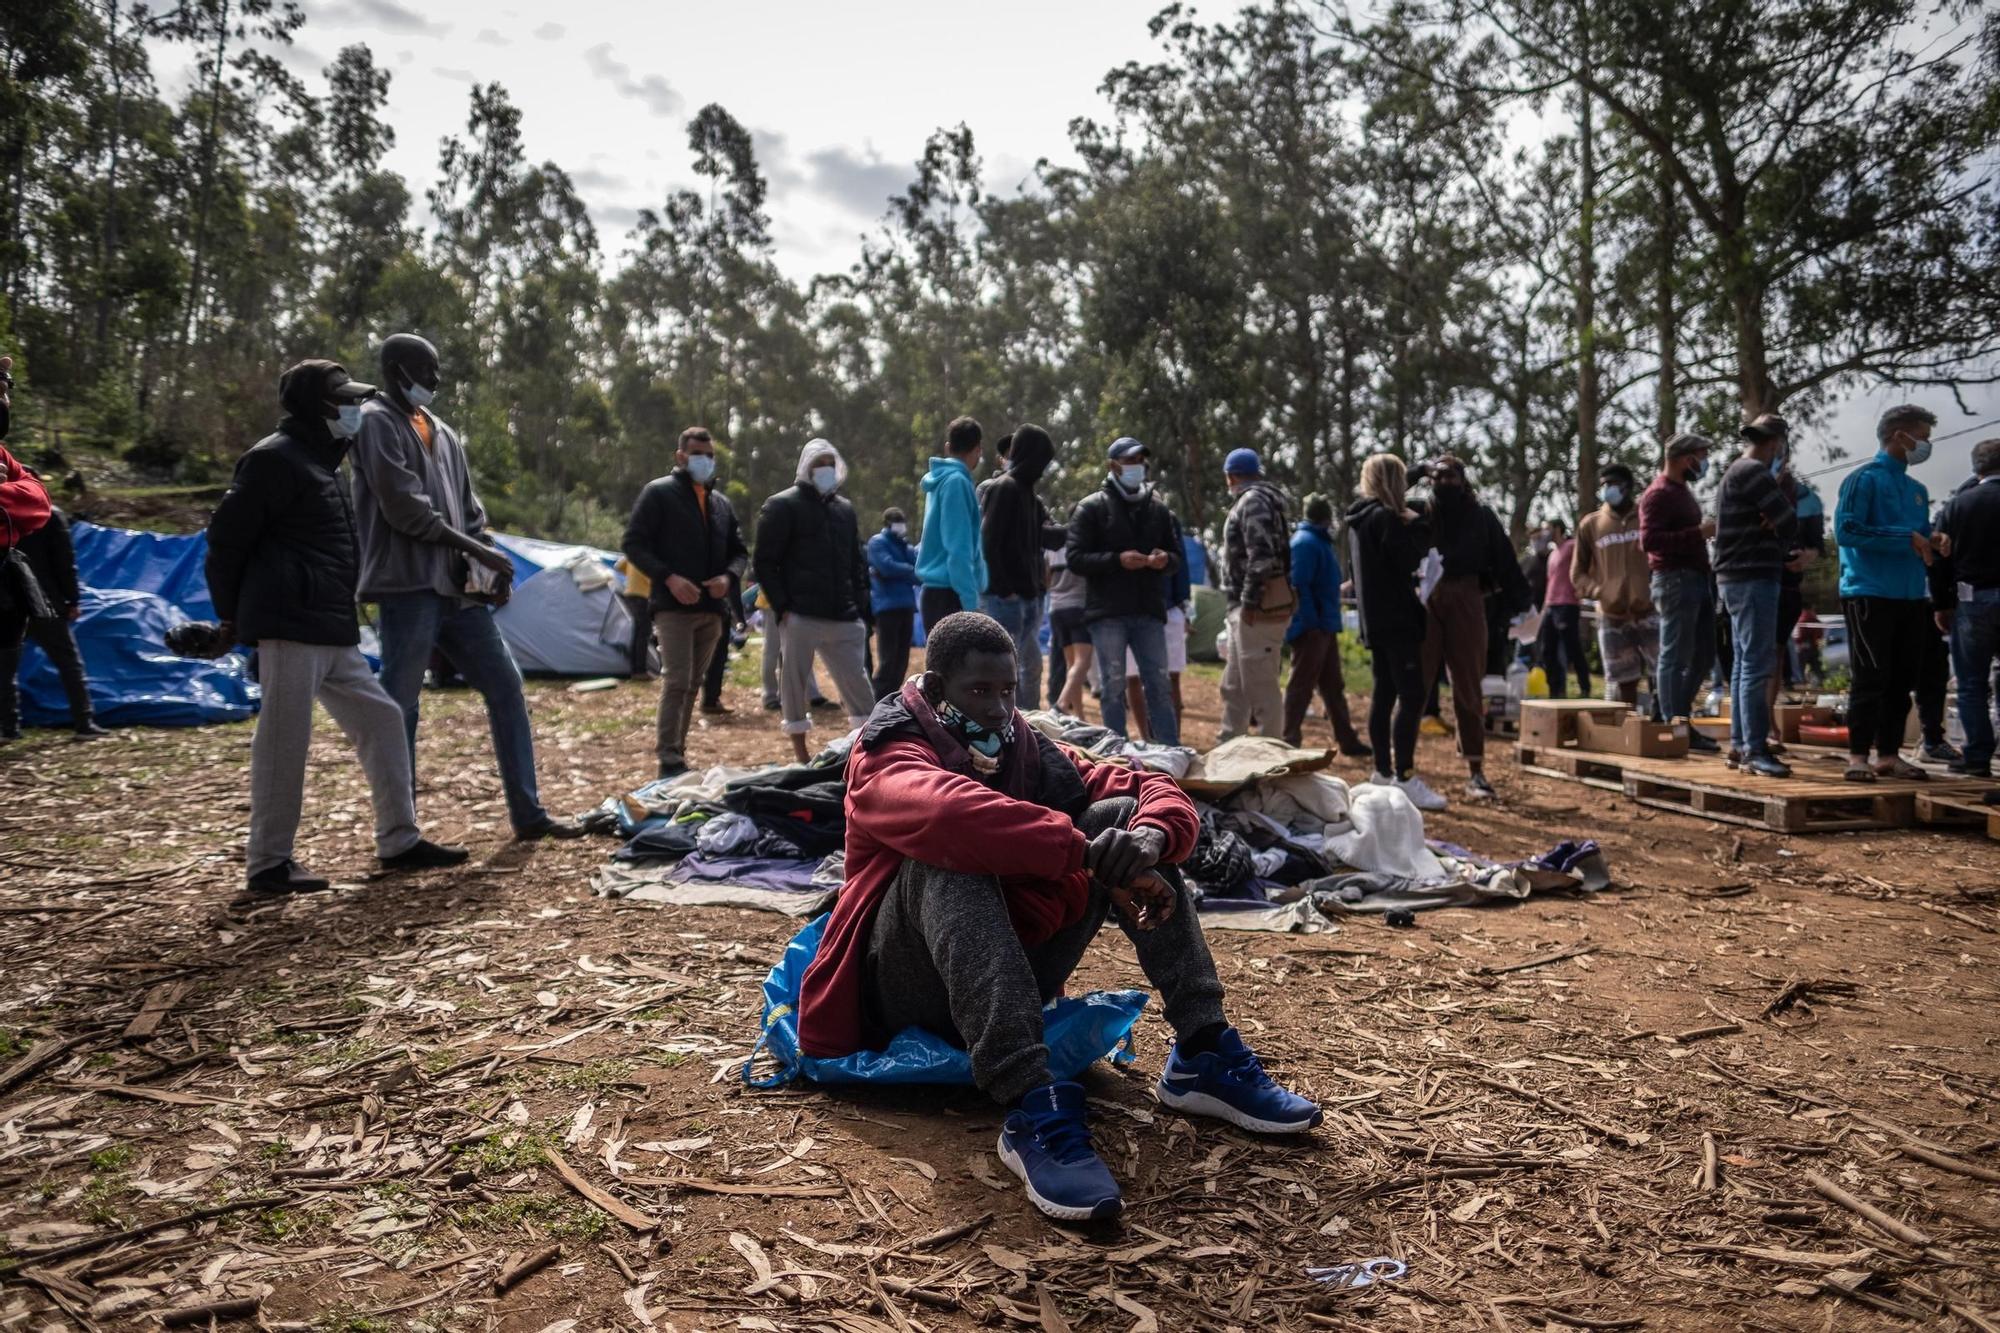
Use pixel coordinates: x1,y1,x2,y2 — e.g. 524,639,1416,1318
411,411,434,450
692,481,708,521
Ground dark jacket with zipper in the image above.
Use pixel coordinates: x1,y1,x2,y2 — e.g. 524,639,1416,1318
204,365,365,647
17,505,79,612
1066,480,1181,623
753,482,871,622
979,431,1067,599
622,468,749,616
1429,487,1533,615
1345,496,1431,650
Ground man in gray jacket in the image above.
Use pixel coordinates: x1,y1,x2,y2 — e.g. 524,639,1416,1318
351,333,582,841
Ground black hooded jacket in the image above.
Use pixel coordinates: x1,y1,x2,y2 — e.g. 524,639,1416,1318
1430,486,1533,615
204,362,364,646
17,505,79,611
1345,496,1432,650
753,481,870,622
979,428,1066,599
1066,479,1181,622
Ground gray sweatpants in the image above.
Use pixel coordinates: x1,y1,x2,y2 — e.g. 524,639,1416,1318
248,640,421,876
861,796,1227,1103
778,614,874,736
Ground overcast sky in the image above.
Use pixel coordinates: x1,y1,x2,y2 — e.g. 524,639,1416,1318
150,0,1997,493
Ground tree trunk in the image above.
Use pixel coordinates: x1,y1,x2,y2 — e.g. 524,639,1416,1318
94,0,126,372
1654,153,1677,446
1730,276,1775,413
168,0,231,432
1574,2,1601,521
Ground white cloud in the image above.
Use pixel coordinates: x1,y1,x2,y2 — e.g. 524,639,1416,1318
533,21,564,40
582,43,684,120
474,27,508,46
313,0,450,37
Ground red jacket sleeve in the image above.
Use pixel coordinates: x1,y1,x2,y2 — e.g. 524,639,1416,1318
1073,748,1201,864
848,739,1088,882
0,447,50,547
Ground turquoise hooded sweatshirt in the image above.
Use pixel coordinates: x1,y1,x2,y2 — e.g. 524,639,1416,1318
916,455,986,610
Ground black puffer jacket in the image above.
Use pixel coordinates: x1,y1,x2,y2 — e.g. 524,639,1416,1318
204,364,363,646
1345,496,1431,650
980,427,1066,598
753,482,870,622
622,469,749,616
1065,480,1181,622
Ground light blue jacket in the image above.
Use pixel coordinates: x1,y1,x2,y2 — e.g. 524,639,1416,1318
1836,449,1931,600
915,456,985,609
866,527,919,614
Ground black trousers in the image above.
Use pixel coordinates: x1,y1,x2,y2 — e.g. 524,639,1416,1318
1917,616,1949,744
0,610,93,731
872,607,914,700
1368,635,1427,779
622,594,653,677
702,611,729,705
1842,596,1927,759
1538,604,1592,699
919,586,962,633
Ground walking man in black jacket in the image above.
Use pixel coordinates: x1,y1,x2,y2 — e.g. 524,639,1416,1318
205,360,468,893
980,424,1066,709
1067,438,1181,746
622,426,749,779
0,506,107,739
754,439,875,763
1932,440,2000,778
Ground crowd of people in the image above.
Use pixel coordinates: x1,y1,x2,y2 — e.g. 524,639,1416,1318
4,339,1999,1224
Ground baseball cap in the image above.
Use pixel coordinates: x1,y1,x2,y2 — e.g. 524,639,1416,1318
1224,447,1261,477
1107,437,1149,462
1741,413,1789,441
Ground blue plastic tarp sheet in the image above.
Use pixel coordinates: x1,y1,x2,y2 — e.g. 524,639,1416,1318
69,520,217,620
18,587,258,727
747,914,1148,1087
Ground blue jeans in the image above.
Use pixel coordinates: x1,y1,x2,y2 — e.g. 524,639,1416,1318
1088,614,1177,746
1719,579,1779,756
376,592,549,834
982,593,1045,710
1650,569,1715,723
1953,599,2000,770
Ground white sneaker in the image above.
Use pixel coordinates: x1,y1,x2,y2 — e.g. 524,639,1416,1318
1396,775,1449,812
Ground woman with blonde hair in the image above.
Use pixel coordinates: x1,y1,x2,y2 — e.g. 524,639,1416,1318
1345,454,1446,810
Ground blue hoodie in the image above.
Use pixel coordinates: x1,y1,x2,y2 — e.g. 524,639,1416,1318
1836,449,1931,600
866,526,919,614
916,455,985,609
1287,520,1343,640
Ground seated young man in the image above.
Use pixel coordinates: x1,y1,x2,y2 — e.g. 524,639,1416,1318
798,612,1319,1222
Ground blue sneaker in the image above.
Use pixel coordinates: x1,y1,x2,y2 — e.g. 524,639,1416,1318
996,1082,1122,1222
1156,1027,1323,1133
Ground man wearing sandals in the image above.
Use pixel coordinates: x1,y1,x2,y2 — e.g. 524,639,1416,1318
1836,404,1942,783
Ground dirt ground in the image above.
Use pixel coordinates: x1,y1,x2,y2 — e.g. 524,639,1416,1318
4,649,2000,1333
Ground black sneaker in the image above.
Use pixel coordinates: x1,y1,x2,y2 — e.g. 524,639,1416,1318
657,760,690,781
1725,748,1742,770
72,721,111,740
699,700,732,715
515,817,588,842
1920,739,1963,766
810,696,837,711
1687,731,1722,754
1961,763,1993,780
378,838,471,872
246,859,332,894
1745,752,1792,779
762,698,781,711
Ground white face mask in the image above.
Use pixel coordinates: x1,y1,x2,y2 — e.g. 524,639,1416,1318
890,522,908,538
405,382,436,408
685,453,715,484
330,404,363,438
1117,463,1147,491
811,465,839,494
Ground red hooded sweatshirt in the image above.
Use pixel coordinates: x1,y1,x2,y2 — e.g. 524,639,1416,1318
797,679,1199,1059
0,445,49,547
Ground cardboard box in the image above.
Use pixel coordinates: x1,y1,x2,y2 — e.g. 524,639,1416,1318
1773,704,1835,744
1575,710,1691,758
1520,699,1631,751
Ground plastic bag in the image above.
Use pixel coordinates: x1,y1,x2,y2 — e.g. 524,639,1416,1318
746,916,1148,1088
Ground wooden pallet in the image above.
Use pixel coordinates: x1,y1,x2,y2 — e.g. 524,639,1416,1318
1914,791,2000,841
1515,744,1631,792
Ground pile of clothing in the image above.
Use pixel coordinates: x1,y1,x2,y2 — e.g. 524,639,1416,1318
588,731,1610,933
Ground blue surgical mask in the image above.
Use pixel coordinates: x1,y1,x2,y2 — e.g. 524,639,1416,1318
1769,453,1786,478
685,454,716,484
811,465,839,495
405,382,436,408
1117,463,1146,491
1600,485,1625,508
1906,434,1933,466
1686,458,1708,482
330,404,363,439
890,522,908,538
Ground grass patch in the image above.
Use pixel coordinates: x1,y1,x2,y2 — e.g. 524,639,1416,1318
452,1127,553,1176
544,1058,634,1093
87,1145,134,1172
447,1191,607,1240
312,1307,392,1333
0,1031,24,1060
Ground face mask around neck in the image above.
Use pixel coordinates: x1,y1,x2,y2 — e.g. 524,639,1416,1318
938,699,1011,760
